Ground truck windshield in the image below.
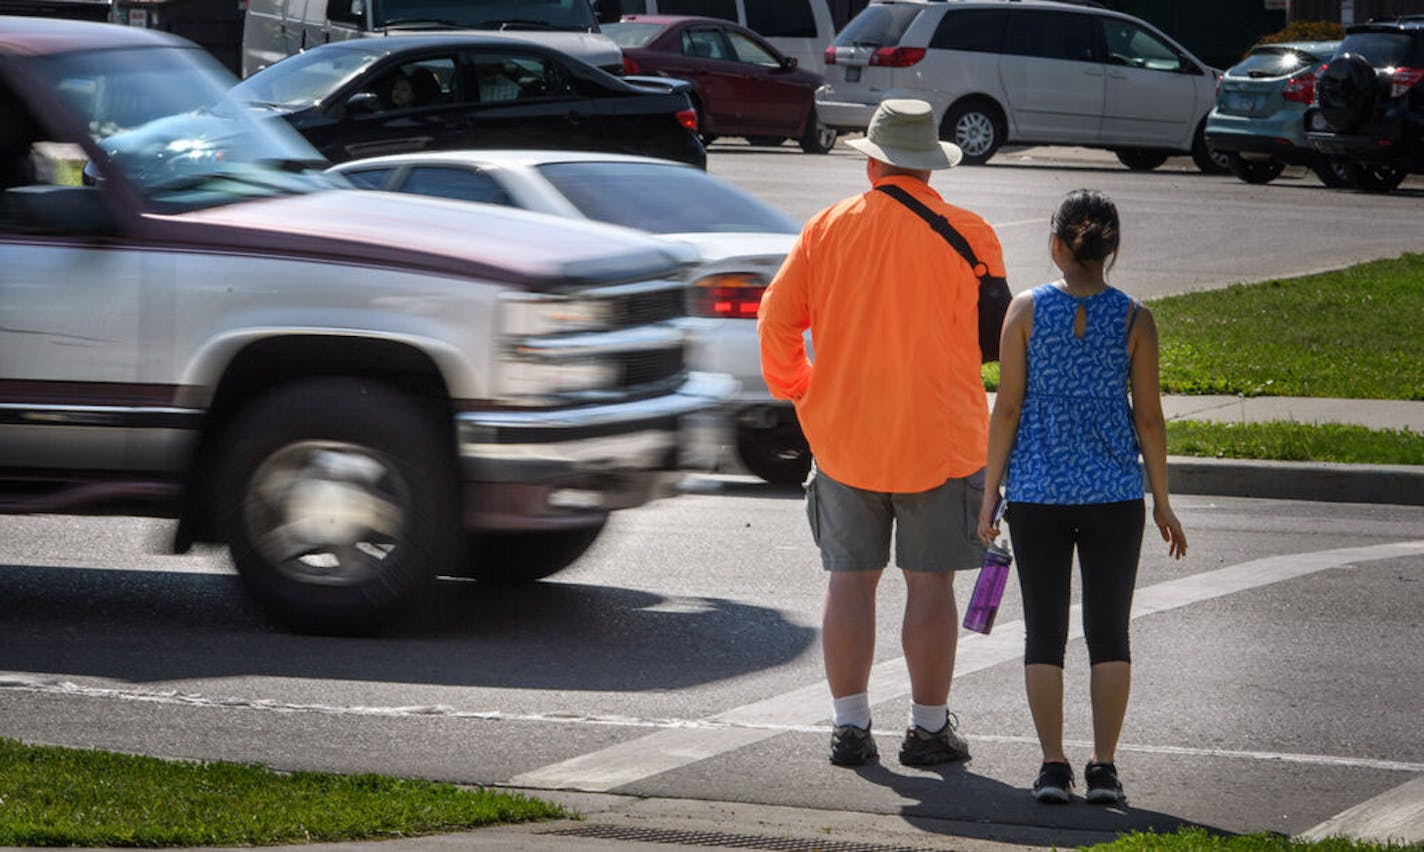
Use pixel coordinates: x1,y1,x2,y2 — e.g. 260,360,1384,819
373,0,598,31
33,45,341,211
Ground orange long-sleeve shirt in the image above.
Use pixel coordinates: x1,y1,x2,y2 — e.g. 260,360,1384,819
757,175,1002,493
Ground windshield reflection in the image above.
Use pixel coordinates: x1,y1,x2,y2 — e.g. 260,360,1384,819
34,46,343,211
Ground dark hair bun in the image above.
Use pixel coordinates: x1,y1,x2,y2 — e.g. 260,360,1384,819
1053,189,1120,264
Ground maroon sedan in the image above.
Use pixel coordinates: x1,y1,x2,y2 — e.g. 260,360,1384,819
605,14,836,154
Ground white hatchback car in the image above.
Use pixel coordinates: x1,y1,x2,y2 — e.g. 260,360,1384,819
817,0,1225,172
328,150,813,485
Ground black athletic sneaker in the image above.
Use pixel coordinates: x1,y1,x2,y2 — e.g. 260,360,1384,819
829,723,878,766
898,712,970,766
1032,761,1074,803
1084,761,1125,804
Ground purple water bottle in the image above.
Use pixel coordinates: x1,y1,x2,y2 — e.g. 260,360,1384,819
963,500,1012,634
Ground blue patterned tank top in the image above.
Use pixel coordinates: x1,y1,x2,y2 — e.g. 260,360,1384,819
1006,283,1143,505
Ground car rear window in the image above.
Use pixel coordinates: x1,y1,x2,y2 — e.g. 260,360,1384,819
930,9,1007,52
604,22,663,48
658,0,737,22
834,3,922,48
746,0,817,39
1230,47,1320,78
536,161,798,234
1339,31,1420,66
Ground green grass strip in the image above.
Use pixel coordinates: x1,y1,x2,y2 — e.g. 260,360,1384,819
1167,420,1424,465
0,737,568,847
1150,254,1424,400
983,253,1424,401
1083,826,1422,851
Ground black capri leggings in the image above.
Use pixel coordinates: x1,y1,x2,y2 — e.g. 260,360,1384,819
1006,500,1145,667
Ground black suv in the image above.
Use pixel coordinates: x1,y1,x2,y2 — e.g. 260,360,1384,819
1306,17,1424,192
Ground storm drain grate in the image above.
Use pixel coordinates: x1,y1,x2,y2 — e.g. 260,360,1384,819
541,824,948,851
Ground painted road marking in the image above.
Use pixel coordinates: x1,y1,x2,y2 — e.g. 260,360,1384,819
4,676,1421,775
509,540,1424,791
1300,774,1424,844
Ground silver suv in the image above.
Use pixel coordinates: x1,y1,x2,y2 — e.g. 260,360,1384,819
817,0,1225,172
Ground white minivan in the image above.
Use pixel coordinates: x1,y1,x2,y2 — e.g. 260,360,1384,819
817,0,1226,172
608,0,834,74
242,0,625,78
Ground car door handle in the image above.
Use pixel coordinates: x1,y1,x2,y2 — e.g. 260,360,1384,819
1107,70,1128,79
1084,68,1105,77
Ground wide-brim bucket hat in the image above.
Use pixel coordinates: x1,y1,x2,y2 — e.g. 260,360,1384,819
846,98,962,170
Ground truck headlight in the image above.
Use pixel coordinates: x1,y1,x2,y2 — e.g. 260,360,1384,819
500,292,613,336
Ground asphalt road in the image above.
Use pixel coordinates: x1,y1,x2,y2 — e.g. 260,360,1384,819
2,148,1423,849
2,484,1422,846
707,140,1424,300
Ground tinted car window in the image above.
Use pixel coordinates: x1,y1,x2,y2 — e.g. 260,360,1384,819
745,0,816,39
342,167,397,188
1338,32,1417,66
327,0,362,26
683,28,732,61
1229,47,1318,78
536,161,797,234
658,0,736,21
369,0,599,30
400,166,513,204
1102,18,1181,72
835,4,922,48
1004,11,1095,62
931,9,1007,52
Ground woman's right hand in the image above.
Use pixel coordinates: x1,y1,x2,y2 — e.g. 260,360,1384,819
977,494,1001,544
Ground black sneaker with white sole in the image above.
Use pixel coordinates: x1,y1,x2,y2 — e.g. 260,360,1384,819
898,711,970,766
829,723,878,766
1032,761,1074,803
1084,761,1125,804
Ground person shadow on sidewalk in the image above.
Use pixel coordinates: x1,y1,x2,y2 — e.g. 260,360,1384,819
845,757,1223,847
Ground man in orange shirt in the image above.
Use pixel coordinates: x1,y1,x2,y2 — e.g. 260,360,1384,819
758,98,1005,768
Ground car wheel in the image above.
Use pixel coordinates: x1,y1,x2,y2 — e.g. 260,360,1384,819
798,106,837,154
1312,156,1353,188
941,99,1004,165
1340,160,1408,193
1226,153,1285,185
1115,149,1170,171
1191,122,1231,174
747,135,785,147
216,378,457,635
736,427,812,486
1317,53,1377,133
461,522,607,582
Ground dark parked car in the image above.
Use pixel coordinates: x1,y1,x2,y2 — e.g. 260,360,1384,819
231,34,707,168
1307,18,1424,193
1206,40,1350,186
604,14,836,153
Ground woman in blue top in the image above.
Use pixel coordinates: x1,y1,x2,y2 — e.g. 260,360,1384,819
978,189,1186,806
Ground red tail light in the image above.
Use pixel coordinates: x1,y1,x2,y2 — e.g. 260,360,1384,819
1282,69,1318,104
691,273,767,319
676,108,698,132
869,47,925,68
1391,67,1424,98
623,55,641,75
823,44,838,66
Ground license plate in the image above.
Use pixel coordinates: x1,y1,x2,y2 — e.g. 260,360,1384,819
1225,92,1259,112
845,66,861,83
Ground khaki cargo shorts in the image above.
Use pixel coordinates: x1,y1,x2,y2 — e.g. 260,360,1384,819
804,465,987,573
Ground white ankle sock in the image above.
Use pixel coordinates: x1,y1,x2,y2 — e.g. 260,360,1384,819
911,702,947,732
832,693,871,729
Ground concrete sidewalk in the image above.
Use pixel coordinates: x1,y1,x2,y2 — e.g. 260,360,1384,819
1159,394,1424,506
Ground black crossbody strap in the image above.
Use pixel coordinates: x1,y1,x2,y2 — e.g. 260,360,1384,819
875,183,988,279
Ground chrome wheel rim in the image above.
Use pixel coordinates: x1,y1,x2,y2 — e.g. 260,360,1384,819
243,440,409,586
955,113,995,158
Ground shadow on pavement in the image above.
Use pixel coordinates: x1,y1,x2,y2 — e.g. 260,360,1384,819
853,759,1227,847
0,563,815,691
